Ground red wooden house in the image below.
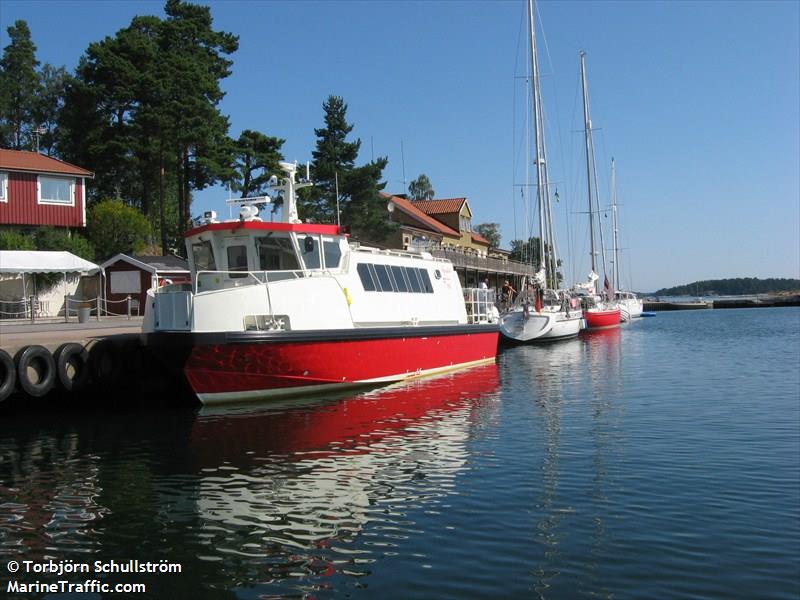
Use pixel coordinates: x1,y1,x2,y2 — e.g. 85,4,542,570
0,149,93,228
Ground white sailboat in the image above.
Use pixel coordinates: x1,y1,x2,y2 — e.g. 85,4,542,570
610,158,643,321
499,0,582,343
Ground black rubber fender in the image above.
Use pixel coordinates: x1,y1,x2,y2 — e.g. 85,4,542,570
14,345,56,398
89,340,123,386
53,342,90,392
0,348,15,402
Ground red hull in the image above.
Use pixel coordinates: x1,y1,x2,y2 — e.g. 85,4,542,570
583,308,621,330
184,330,499,402
190,363,501,463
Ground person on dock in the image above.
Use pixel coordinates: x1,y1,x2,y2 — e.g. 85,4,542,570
501,280,517,309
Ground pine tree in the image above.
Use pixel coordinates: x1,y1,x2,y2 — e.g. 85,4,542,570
301,96,361,223
229,130,285,198
0,20,40,149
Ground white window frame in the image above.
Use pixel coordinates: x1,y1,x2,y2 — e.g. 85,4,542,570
37,175,75,206
0,172,7,203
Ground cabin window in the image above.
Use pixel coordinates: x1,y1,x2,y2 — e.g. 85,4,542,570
301,235,321,270
357,263,377,291
0,172,7,202
322,237,342,270
191,240,216,271
374,264,394,292
38,175,74,205
419,269,434,293
390,266,408,292
256,235,299,271
407,267,423,293
226,245,249,278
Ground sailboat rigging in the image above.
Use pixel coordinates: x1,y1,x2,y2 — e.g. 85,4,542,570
499,0,582,343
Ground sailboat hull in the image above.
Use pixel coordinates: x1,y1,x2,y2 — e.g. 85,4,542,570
500,308,582,342
583,307,621,330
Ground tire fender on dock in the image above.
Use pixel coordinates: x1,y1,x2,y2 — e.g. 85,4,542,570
54,343,90,392
0,349,16,402
14,345,56,398
89,340,122,387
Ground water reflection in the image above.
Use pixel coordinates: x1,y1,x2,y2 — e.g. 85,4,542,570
503,331,624,599
0,365,500,596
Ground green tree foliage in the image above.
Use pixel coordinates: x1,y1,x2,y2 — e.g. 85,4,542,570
474,223,501,248
341,157,395,243
654,278,800,296
33,64,71,156
34,227,95,261
0,20,40,149
301,95,394,243
408,174,435,201
0,229,36,251
229,129,285,198
58,1,239,253
301,96,361,224
510,236,562,286
88,200,151,260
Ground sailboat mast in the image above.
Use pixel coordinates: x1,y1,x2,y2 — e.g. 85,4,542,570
611,157,621,291
527,0,547,274
579,51,597,275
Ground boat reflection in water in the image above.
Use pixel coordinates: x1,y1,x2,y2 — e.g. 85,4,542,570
184,364,501,584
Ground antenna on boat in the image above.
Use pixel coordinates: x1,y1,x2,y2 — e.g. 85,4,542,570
269,161,313,224
335,171,341,226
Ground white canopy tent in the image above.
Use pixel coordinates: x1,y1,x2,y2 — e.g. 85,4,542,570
0,251,103,319
0,251,102,274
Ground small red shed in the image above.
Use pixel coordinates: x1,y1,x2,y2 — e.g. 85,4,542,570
99,254,190,315
0,149,93,228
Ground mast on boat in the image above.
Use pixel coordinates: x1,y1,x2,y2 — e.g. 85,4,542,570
579,50,609,295
526,0,558,290
611,157,621,292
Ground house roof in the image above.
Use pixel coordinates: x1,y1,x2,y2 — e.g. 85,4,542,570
383,194,460,237
0,149,94,177
411,198,467,216
100,253,190,274
471,231,491,246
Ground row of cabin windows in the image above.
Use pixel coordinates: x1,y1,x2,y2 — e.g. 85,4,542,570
191,235,342,276
357,263,434,294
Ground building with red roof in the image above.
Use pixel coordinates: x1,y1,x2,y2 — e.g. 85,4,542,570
382,194,491,256
0,149,94,229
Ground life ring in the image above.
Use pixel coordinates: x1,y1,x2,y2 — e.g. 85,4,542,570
0,349,16,402
14,345,56,398
53,342,90,392
89,340,122,386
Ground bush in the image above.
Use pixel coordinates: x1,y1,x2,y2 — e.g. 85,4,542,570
87,200,151,261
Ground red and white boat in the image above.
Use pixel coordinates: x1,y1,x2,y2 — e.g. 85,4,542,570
141,162,499,405
575,50,620,331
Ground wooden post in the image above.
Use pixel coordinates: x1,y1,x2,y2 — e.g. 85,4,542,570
96,295,101,321
64,294,69,322
29,295,35,324
127,295,131,319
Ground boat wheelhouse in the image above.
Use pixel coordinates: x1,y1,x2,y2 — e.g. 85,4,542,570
142,162,499,405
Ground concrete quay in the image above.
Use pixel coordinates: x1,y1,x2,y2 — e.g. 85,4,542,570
0,317,144,355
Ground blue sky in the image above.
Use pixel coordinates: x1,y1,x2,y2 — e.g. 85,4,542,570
1,0,798,291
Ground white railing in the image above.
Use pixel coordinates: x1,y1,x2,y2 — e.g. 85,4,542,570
0,295,140,323
463,287,497,324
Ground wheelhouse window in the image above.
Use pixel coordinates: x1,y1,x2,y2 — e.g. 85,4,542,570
322,237,342,270
38,175,74,205
0,172,7,202
191,240,216,271
300,235,321,270
257,235,299,271
226,245,249,278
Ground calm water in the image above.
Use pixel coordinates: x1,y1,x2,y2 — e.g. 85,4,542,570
1,308,798,599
